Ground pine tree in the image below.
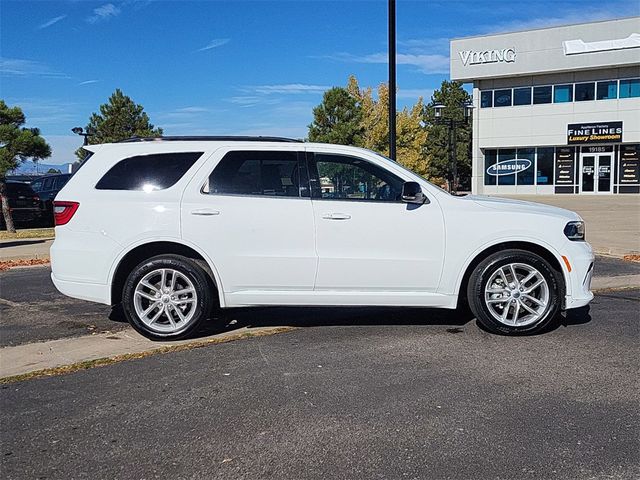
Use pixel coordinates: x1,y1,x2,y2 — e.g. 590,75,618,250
308,86,363,146
75,89,162,159
0,101,51,232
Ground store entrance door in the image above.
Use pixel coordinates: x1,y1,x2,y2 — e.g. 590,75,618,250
581,153,612,194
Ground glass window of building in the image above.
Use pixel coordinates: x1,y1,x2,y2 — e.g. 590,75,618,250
498,149,517,185
575,82,595,101
619,78,640,98
596,81,617,100
493,89,512,107
480,91,493,108
484,149,497,185
513,87,532,106
533,86,552,104
536,148,554,185
516,148,535,185
553,84,573,103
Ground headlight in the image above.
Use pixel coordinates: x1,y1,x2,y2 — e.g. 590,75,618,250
564,221,585,241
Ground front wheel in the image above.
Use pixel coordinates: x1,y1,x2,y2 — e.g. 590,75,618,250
467,249,563,335
122,254,214,340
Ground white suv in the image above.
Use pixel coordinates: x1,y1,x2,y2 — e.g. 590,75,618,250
51,136,594,339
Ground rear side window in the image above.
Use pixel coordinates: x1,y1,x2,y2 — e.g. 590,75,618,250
207,151,307,198
96,152,202,191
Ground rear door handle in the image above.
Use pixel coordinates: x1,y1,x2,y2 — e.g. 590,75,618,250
321,212,351,220
191,208,220,216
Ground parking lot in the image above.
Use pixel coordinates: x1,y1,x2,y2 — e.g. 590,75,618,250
1,264,639,479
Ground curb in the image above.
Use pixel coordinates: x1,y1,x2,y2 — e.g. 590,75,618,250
591,274,640,292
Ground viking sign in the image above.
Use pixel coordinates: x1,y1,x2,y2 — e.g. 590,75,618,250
459,48,516,66
487,158,532,176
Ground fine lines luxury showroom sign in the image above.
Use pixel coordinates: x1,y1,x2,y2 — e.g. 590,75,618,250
567,122,623,144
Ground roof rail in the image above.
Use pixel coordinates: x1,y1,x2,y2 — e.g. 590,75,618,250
119,135,304,143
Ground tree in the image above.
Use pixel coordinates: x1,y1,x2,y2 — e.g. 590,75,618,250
47,168,62,174
0,101,51,232
347,76,429,176
75,89,162,159
308,86,363,145
423,81,472,188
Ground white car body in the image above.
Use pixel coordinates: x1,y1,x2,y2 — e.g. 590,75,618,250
51,140,594,315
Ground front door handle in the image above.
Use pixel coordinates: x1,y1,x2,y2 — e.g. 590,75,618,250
191,208,220,216
322,212,351,220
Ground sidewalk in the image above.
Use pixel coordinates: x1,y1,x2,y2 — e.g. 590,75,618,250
494,195,640,256
0,238,53,260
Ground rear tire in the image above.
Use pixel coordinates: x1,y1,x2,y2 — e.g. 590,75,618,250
467,249,563,335
122,254,214,340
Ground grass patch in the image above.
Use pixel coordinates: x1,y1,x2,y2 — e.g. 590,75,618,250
0,327,296,384
0,228,55,240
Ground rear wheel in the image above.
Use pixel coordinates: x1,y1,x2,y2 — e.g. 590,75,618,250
467,249,563,335
122,254,214,340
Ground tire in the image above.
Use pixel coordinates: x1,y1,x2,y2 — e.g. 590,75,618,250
466,249,563,335
122,254,214,340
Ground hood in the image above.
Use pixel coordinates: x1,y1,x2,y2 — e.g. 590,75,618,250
462,195,581,221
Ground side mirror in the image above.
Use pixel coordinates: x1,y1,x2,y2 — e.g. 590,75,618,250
401,181,428,204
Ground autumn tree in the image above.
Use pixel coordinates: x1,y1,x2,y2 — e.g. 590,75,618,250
75,89,162,159
423,81,472,188
0,101,51,232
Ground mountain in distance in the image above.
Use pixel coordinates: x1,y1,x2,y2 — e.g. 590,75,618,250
11,161,73,175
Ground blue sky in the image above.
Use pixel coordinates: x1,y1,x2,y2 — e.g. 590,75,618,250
1,0,639,164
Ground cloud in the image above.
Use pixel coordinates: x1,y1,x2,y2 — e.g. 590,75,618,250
397,88,435,101
0,58,69,78
86,3,121,24
37,15,67,30
174,106,208,113
197,38,230,51
78,79,99,86
249,84,331,95
321,52,449,75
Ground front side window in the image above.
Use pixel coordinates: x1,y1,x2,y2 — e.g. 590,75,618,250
494,89,512,107
309,154,403,202
619,78,640,98
575,82,595,101
207,151,305,197
480,91,492,108
533,86,552,104
554,84,573,103
596,81,617,100
513,87,532,106
96,152,202,191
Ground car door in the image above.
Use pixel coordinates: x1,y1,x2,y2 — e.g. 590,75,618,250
181,147,317,303
307,150,445,296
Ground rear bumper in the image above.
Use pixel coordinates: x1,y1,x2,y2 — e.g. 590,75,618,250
51,272,110,305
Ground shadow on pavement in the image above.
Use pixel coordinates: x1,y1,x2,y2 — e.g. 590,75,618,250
0,239,49,248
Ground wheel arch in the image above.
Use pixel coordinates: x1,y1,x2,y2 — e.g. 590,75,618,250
109,240,224,307
456,241,567,309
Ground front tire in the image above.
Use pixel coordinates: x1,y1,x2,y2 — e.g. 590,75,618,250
467,249,563,335
122,254,214,340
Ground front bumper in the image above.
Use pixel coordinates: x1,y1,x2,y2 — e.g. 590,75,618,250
563,241,595,310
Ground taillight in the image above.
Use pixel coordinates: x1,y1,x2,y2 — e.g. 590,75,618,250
53,201,79,226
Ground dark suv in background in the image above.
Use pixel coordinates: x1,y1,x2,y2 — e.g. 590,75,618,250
0,181,42,229
30,173,72,224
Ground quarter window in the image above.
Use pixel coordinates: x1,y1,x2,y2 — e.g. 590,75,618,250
96,152,202,191
310,154,403,202
574,82,595,101
207,151,306,198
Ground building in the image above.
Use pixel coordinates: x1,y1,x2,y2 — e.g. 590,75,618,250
450,17,640,195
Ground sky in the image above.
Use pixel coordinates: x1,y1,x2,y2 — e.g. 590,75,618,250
1,0,639,165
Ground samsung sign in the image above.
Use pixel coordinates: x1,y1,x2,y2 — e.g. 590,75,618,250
459,48,516,66
487,159,532,176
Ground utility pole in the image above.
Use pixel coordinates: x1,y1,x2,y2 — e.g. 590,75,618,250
388,0,396,161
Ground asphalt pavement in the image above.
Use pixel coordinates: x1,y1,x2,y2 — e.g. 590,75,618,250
1,284,639,479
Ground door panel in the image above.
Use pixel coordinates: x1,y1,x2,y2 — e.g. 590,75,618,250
181,149,316,294
308,152,445,293
597,155,612,193
581,156,595,192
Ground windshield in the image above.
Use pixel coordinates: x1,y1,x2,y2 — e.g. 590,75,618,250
370,151,451,195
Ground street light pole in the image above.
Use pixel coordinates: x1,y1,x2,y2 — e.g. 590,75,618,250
388,0,396,161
